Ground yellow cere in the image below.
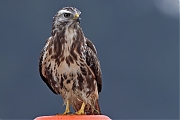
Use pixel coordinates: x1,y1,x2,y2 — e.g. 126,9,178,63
75,13,79,18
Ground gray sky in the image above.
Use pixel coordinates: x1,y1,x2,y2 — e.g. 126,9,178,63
0,0,179,119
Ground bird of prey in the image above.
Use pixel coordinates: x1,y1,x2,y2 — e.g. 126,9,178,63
39,7,102,115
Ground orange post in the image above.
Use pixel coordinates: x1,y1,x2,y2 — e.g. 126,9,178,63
34,115,111,120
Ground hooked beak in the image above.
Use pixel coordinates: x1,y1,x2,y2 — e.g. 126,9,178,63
74,13,81,23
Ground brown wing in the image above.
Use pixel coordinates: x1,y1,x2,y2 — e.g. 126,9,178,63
85,38,102,93
39,37,59,95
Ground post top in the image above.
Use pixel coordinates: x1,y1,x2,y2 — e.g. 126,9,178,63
34,115,111,120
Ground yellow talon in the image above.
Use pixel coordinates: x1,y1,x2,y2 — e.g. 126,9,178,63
63,100,70,115
75,102,86,115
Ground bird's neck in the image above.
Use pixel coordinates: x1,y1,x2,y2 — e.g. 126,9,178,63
52,26,86,57
53,26,85,43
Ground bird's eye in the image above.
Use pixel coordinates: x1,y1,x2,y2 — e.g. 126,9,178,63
64,13,71,18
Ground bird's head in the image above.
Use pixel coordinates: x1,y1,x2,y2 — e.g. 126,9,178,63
52,7,81,34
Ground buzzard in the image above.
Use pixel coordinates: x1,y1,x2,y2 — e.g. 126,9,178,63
39,7,102,115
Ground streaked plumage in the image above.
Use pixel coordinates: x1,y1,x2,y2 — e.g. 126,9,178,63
39,7,102,115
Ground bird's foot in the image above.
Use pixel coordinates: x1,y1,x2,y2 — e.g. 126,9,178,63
55,111,72,115
63,111,72,115
75,109,85,115
75,102,86,115
55,100,72,115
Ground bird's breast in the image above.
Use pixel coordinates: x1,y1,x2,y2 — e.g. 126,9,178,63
57,59,80,74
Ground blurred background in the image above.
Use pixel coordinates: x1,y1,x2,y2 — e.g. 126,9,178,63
0,0,179,119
